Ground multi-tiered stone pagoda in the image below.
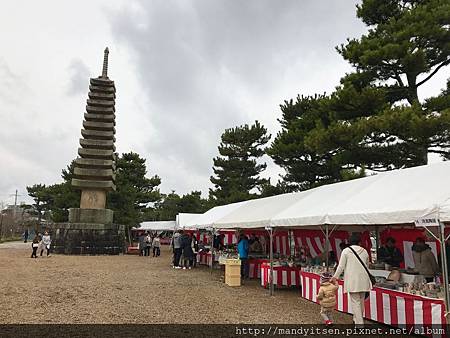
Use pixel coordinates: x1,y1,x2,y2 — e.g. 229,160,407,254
53,48,125,255
71,47,116,220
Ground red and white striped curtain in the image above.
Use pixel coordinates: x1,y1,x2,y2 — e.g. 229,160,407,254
293,229,372,260
215,229,291,256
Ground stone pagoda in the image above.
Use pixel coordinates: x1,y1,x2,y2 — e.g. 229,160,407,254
53,48,125,255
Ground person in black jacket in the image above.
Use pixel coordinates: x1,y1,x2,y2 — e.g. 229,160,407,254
377,237,403,268
31,234,40,258
181,233,194,269
213,234,225,251
191,235,199,267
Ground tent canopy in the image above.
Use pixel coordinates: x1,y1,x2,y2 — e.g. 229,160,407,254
212,162,450,229
183,200,248,229
176,213,202,230
215,192,307,229
135,221,176,231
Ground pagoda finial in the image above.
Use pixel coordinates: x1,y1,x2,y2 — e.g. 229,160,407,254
102,47,109,78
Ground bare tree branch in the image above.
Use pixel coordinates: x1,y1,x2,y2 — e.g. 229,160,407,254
417,59,450,87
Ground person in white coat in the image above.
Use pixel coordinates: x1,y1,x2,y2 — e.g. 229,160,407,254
40,231,51,257
331,232,372,326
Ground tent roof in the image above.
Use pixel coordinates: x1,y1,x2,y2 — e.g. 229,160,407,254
215,192,307,229
176,213,202,229
183,200,247,229
213,162,450,228
136,221,176,231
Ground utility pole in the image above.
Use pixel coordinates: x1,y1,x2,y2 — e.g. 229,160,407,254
9,190,21,221
13,190,17,220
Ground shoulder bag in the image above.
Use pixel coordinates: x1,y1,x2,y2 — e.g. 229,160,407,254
347,246,376,299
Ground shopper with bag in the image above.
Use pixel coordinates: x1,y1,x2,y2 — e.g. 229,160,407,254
40,231,51,257
331,232,373,326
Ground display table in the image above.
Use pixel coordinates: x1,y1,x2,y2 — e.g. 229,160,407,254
126,245,139,255
369,269,425,284
300,271,446,330
198,251,213,267
248,258,268,279
260,263,302,288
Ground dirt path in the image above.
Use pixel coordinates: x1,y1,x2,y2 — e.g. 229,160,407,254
0,241,30,249
0,245,353,324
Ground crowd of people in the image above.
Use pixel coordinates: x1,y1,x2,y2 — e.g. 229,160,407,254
171,230,199,269
138,232,161,257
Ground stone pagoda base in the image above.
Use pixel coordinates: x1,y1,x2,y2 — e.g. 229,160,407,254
52,222,125,255
52,208,125,255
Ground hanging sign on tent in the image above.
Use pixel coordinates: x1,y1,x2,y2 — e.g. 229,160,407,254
414,214,440,227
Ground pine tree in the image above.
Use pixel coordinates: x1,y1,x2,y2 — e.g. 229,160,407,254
333,0,450,165
107,152,161,227
26,184,52,224
210,121,271,204
269,0,449,190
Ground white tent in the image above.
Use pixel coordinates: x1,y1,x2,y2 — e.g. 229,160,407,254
214,192,308,229
273,162,450,227
176,213,202,229
135,221,176,232
210,162,450,300
213,162,450,228
183,200,248,229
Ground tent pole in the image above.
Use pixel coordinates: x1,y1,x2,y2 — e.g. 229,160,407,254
325,224,329,271
289,229,293,257
375,228,380,254
269,227,274,296
328,224,337,238
423,226,440,242
438,221,450,318
210,228,216,275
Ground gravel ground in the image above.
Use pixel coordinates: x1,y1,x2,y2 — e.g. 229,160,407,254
0,243,354,324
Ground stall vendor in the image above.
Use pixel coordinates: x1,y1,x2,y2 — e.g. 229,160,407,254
249,237,263,253
198,240,206,252
298,247,312,265
412,237,440,283
248,234,257,246
377,237,403,268
314,250,336,266
213,234,225,251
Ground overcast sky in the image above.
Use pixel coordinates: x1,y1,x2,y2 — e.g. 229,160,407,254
0,0,447,206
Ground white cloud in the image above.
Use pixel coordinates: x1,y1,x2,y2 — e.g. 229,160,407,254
0,0,447,207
